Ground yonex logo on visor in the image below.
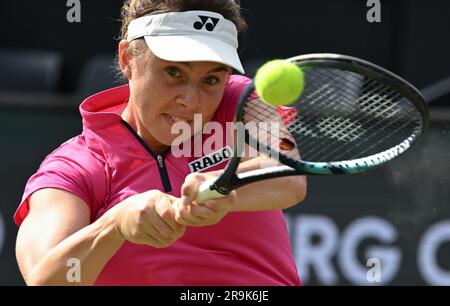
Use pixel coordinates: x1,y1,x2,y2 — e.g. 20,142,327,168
194,16,220,31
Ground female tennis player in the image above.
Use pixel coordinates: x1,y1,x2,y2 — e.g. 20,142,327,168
14,0,306,286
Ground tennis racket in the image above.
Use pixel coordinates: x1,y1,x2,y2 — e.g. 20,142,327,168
195,53,429,204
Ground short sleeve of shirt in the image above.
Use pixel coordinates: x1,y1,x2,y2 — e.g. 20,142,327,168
14,136,108,226
215,75,252,124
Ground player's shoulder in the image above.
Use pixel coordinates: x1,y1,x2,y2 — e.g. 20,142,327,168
222,74,252,103
39,134,105,172
225,74,252,91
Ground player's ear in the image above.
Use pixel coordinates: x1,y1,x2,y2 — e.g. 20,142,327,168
118,40,133,80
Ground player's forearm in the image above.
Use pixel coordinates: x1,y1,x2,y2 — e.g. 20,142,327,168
231,157,307,211
230,175,306,212
26,206,124,286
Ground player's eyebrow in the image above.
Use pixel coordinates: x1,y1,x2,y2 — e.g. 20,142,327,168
176,62,229,73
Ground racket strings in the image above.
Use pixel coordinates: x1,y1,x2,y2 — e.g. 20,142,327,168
278,72,414,139
248,79,417,152
246,95,418,162
324,67,419,121
243,67,423,163
299,68,421,158
314,107,420,162
296,74,419,160
299,87,419,160
304,69,415,122
305,68,416,120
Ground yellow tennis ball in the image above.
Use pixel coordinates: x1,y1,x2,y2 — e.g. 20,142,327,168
254,60,304,106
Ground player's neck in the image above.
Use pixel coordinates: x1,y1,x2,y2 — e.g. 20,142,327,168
121,104,169,155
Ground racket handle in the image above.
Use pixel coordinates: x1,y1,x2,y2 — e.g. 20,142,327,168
195,177,227,204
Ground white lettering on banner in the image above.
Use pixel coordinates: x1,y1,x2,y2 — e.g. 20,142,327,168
0,212,4,255
287,214,450,285
339,217,400,285
294,215,339,285
418,220,450,285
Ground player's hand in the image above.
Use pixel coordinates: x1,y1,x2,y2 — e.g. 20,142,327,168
174,173,237,227
114,190,186,248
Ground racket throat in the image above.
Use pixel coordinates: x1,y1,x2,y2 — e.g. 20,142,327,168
214,173,240,194
210,184,232,196
195,176,236,204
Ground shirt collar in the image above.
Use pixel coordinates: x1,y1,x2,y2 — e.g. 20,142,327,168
80,84,130,130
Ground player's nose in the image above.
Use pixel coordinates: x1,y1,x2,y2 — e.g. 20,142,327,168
176,84,201,110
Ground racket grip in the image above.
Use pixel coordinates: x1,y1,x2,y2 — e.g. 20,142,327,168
195,177,226,204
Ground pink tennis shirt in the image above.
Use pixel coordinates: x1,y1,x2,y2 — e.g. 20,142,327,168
14,75,301,286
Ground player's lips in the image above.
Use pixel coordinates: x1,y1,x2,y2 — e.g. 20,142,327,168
163,114,194,125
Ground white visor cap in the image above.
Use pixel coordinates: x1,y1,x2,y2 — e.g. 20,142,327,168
127,10,244,74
